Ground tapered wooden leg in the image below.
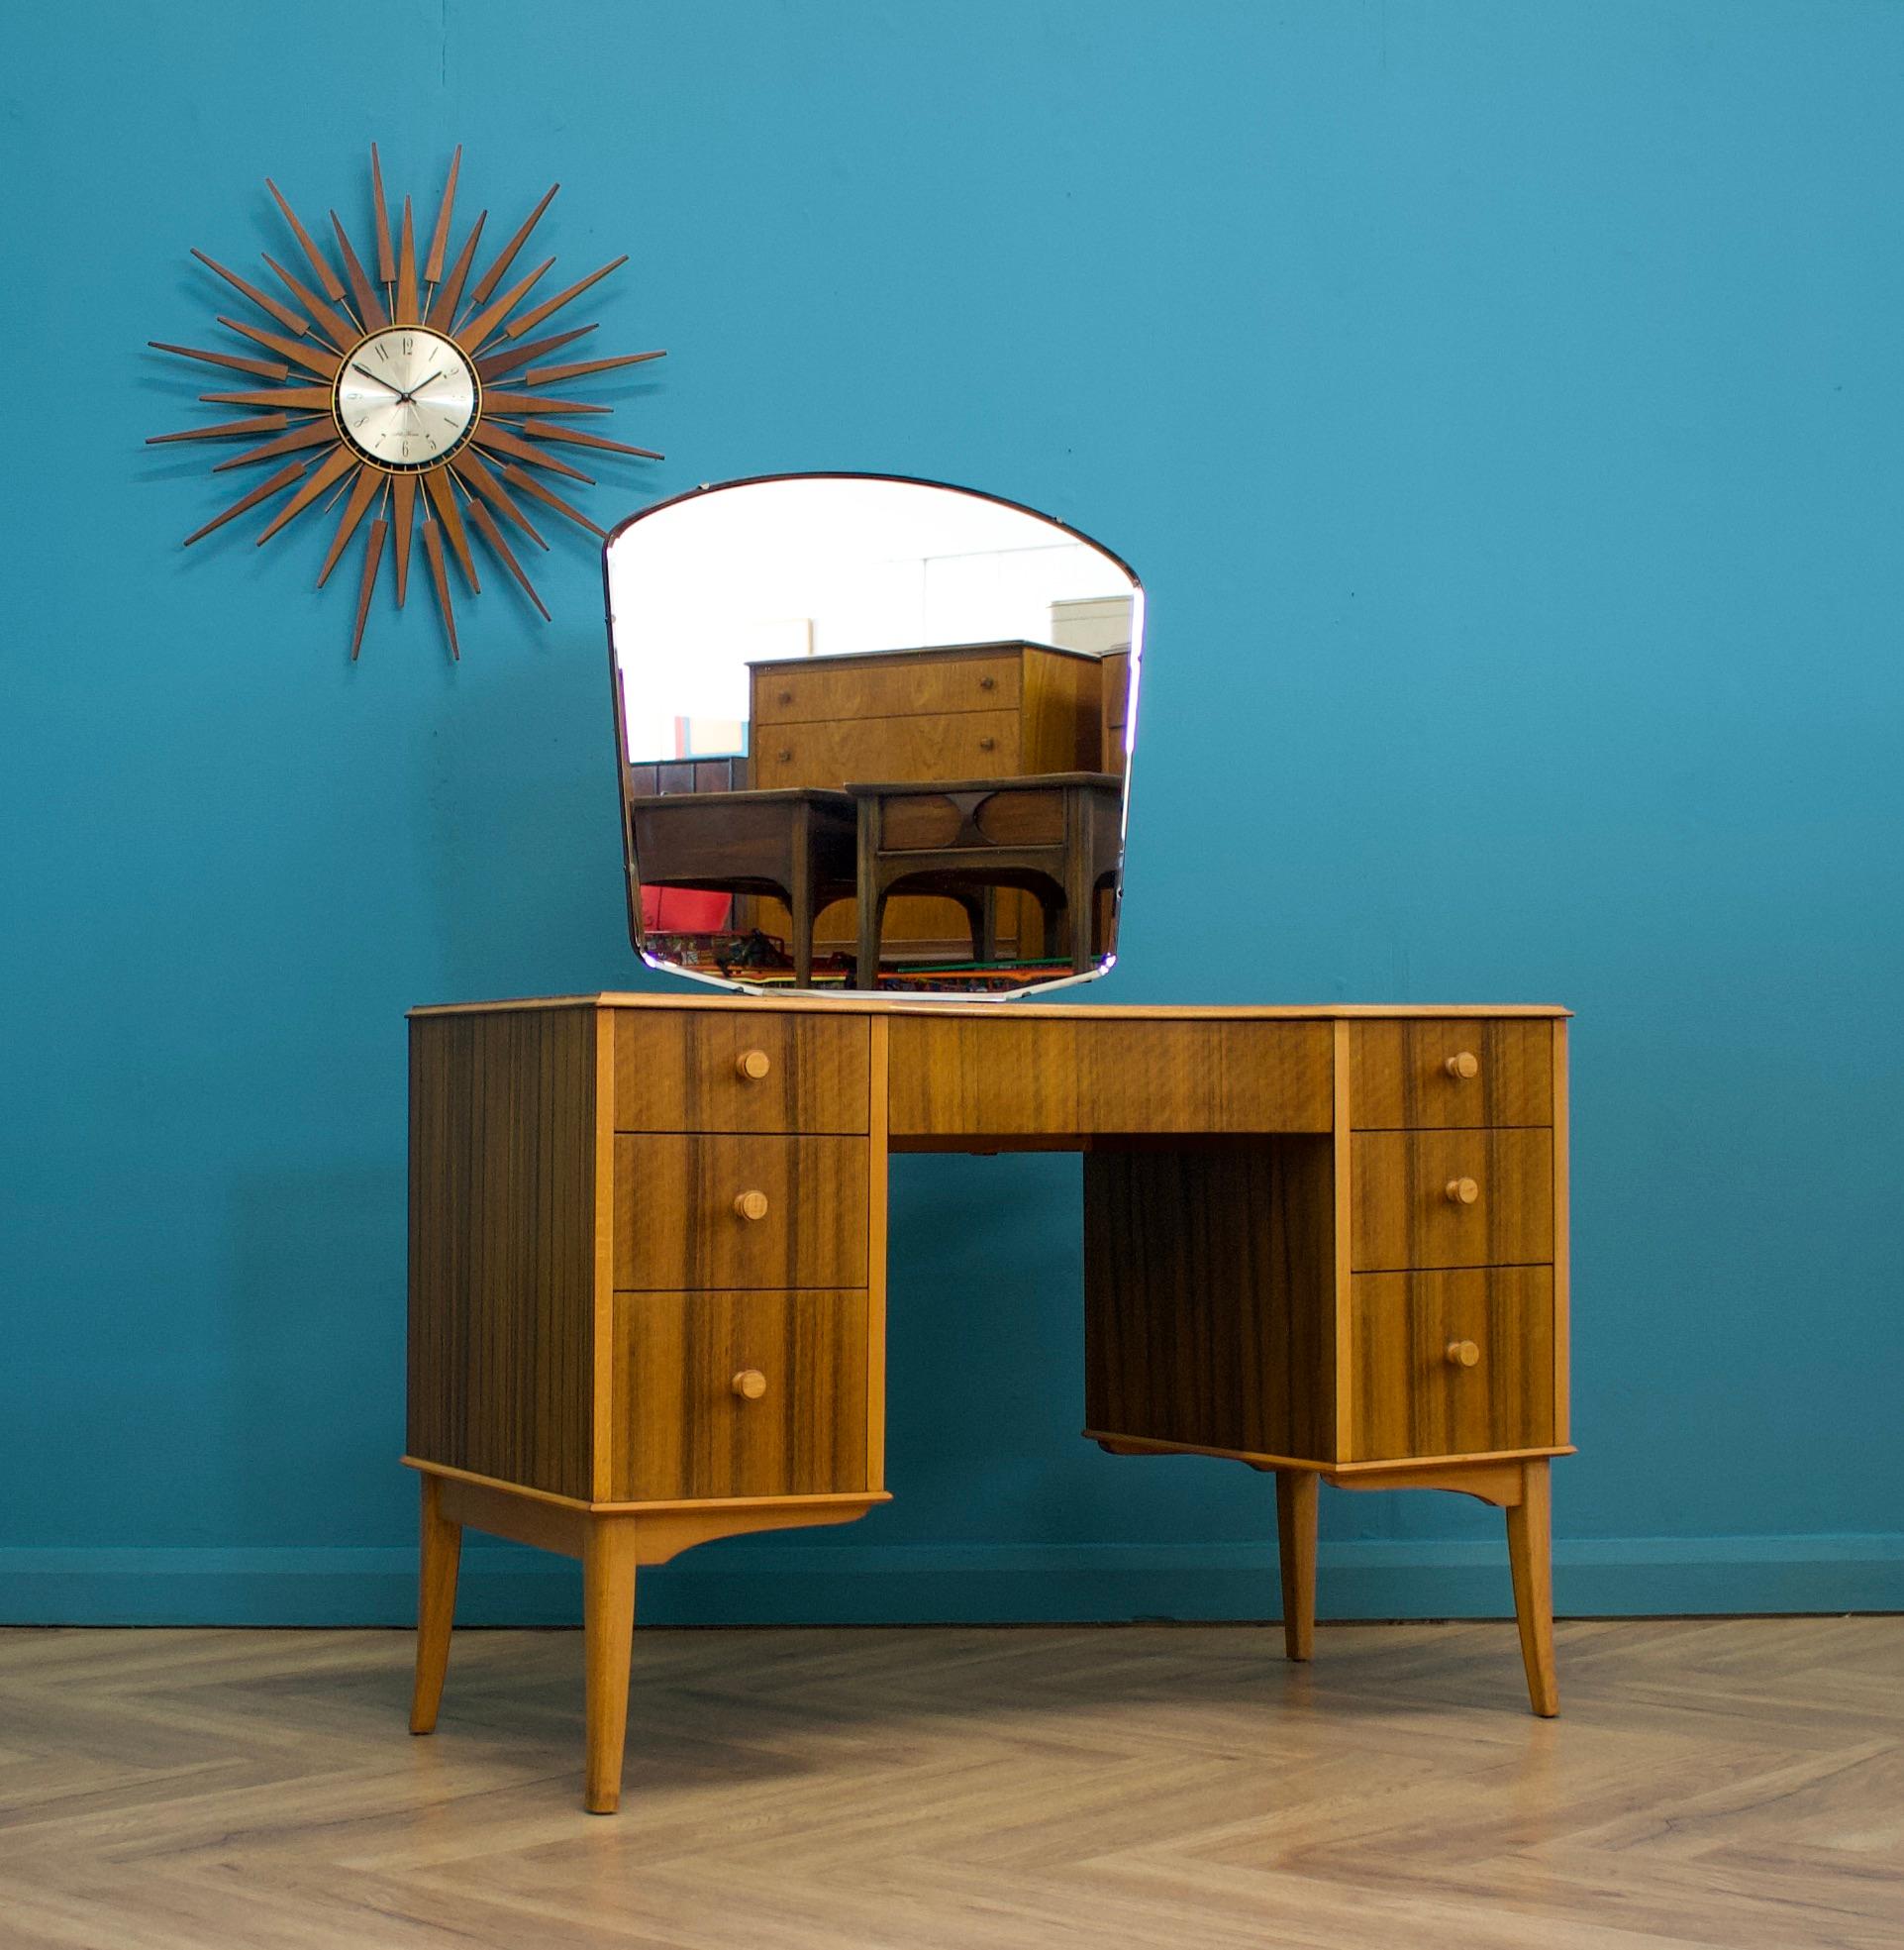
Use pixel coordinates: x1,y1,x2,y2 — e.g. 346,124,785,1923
410,1473,462,1734
1505,1457,1559,1716
582,1517,640,1813
1274,1469,1318,1662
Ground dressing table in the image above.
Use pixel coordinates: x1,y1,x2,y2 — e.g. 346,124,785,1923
407,993,1569,1812
406,471,1572,1812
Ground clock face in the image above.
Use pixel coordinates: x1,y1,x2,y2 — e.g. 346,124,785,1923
332,326,481,472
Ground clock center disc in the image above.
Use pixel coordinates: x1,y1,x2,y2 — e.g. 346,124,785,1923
332,326,482,473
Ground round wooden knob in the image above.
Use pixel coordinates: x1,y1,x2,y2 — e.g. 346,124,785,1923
978,736,996,752
1445,1340,1480,1369
777,689,793,704
1444,1051,1479,1079
733,1189,769,1221
978,675,997,691
1445,1177,1479,1204
776,749,792,764
732,1369,767,1399
734,1049,771,1081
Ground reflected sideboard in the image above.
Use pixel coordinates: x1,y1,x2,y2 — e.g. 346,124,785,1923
405,995,1571,1811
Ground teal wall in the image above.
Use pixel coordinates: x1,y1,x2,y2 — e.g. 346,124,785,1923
4,0,1900,1625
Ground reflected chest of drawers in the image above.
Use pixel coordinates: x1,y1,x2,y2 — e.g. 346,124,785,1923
406,996,1570,1810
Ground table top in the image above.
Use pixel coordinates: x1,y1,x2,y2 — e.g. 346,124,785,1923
409,992,1571,1021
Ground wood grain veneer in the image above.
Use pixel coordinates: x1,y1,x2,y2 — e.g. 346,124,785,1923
1349,1018,1554,1129
1351,1128,1554,1271
612,1134,869,1288
607,1289,870,1500
1349,1266,1555,1461
1084,1138,1336,1462
754,646,1023,724
888,1017,1334,1142
613,1007,868,1135
408,1006,597,1499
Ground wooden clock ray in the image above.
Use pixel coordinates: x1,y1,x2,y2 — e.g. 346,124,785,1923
148,146,665,661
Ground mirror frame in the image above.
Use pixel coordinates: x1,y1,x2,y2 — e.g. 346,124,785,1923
602,469,1145,1000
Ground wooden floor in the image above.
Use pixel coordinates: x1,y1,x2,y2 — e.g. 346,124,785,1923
0,1618,1899,1948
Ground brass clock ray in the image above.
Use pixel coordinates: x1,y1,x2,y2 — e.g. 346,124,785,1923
150,146,665,661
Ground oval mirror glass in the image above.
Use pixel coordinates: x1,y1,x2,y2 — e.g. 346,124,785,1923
605,472,1142,996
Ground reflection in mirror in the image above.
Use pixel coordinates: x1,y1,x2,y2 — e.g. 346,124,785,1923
605,473,1141,996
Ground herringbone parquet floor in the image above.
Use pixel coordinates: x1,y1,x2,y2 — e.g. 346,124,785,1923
0,1618,1898,1948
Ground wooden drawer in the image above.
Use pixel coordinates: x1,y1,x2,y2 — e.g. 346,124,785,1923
613,1135,868,1288
754,652,1020,726
1350,1019,1554,1129
754,711,1020,790
613,1008,868,1135
607,1289,869,1500
888,1017,1333,1138
1350,1267,1554,1461
1352,1128,1553,1271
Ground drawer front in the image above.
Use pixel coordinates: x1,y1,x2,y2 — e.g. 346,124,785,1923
755,711,1021,790
1350,1018,1554,1129
608,1289,869,1500
1352,1128,1553,1270
613,1134,868,1288
1350,1267,1555,1461
753,653,1020,726
888,1017,1334,1138
613,1008,869,1135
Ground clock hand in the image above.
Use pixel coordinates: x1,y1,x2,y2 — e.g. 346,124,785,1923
350,361,404,395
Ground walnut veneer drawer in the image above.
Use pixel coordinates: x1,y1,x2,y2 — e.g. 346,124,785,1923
613,1009,869,1135
754,711,1020,789
888,1017,1333,1138
1352,1128,1553,1271
1350,1267,1555,1461
753,652,1020,725
607,1289,869,1500
1350,1019,1554,1129
613,1135,868,1288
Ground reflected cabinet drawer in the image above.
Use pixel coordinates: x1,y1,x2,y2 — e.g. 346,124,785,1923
1351,1267,1555,1462
613,1009,869,1136
1350,1019,1554,1129
612,1134,869,1288
753,652,1021,725
608,1289,870,1500
1352,1128,1553,1271
755,711,1021,789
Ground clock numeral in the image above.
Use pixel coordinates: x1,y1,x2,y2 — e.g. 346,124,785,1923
401,337,414,356
375,342,390,361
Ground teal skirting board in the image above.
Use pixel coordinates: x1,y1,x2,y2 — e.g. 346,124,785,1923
4,1536,1899,1629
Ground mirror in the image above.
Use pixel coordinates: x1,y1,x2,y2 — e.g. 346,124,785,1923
605,472,1142,996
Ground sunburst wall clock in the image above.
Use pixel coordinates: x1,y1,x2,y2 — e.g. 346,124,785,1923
148,146,665,660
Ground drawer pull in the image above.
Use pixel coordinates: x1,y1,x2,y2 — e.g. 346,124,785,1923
1444,1177,1479,1205
777,689,793,704
978,674,997,691
733,1189,770,1221
731,1369,768,1400
1444,1051,1479,1079
1445,1340,1481,1369
734,1048,772,1081
776,748,792,764
977,736,996,752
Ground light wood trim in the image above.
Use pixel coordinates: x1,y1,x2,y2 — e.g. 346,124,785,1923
412,994,1572,1022
1553,1018,1571,1447
1332,1021,1353,1454
1326,1458,1530,1507
866,1016,890,1492
405,1456,893,1521
591,1007,616,1502
1086,1431,1573,1473
624,1492,886,1566
437,1474,588,1557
